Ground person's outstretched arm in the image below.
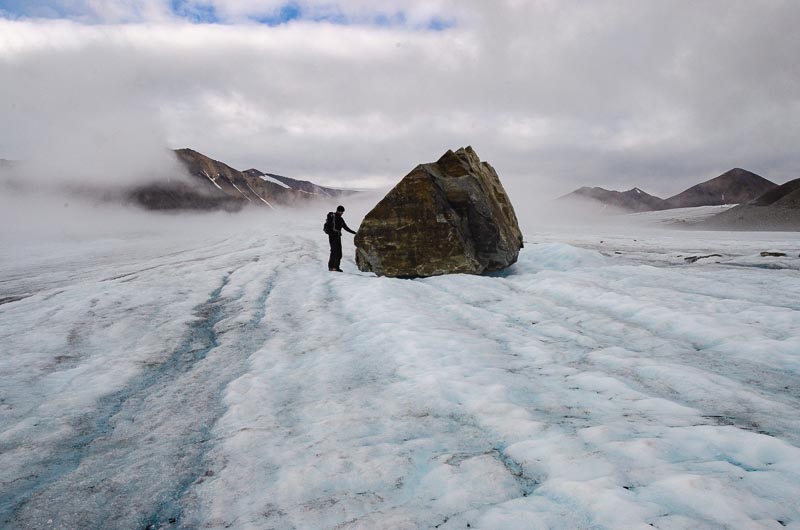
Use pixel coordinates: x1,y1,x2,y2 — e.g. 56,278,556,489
341,219,357,234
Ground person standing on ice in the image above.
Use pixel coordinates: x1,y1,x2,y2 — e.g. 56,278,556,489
325,205,357,272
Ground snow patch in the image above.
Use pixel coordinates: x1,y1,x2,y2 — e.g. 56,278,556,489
200,170,222,190
259,175,291,189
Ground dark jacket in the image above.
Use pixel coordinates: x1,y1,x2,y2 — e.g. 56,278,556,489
331,213,356,235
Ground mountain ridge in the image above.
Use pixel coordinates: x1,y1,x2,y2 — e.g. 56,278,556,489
132,148,357,211
560,168,779,213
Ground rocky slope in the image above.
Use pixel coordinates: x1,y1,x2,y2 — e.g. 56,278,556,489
663,168,777,208
700,177,800,231
129,149,356,211
749,178,800,208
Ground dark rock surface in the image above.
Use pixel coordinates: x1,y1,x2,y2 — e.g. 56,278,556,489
664,168,777,208
354,147,523,278
684,254,723,263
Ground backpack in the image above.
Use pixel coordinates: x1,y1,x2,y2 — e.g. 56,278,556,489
323,212,335,234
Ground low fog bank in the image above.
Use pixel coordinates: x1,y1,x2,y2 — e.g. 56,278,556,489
0,146,200,196
502,177,735,241
0,191,235,244
6,144,189,189
0,179,385,244
503,177,637,235
0,61,221,223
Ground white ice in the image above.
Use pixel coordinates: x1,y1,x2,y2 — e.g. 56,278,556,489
1,212,799,530
624,205,736,226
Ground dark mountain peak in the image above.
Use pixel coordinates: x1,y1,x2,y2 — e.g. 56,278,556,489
708,167,769,186
623,187,652,197
175,147,199,155
665,168,777,208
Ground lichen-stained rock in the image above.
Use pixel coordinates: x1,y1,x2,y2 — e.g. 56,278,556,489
355,146,523,277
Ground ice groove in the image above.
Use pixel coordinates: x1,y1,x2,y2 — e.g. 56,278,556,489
2,270,236,529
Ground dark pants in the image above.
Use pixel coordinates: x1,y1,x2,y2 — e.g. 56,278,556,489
328,233,342,270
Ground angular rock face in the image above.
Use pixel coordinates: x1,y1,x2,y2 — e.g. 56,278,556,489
355,147,523,278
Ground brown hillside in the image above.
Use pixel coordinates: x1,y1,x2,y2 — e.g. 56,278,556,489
665,168,777,208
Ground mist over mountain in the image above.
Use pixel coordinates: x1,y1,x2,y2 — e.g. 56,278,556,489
0,147,357,212
558,186,666,213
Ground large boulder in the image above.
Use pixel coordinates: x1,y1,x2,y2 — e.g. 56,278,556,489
355,146,523,277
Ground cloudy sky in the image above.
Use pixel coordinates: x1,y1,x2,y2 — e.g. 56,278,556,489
1,0,798,197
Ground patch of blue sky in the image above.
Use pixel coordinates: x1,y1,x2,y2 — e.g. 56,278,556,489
0,0,71,20
371,11,455,31
170,0,219,24
0,0,454,29
251,3,453,30
373,11,406,27
252,2,349,26
253,2,303,26
426,16,455,31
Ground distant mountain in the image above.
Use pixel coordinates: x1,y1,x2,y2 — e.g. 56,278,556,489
559,167,780,214
130,149,357,211
558,186,666,213
700,177,800,231
664,168,777,209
